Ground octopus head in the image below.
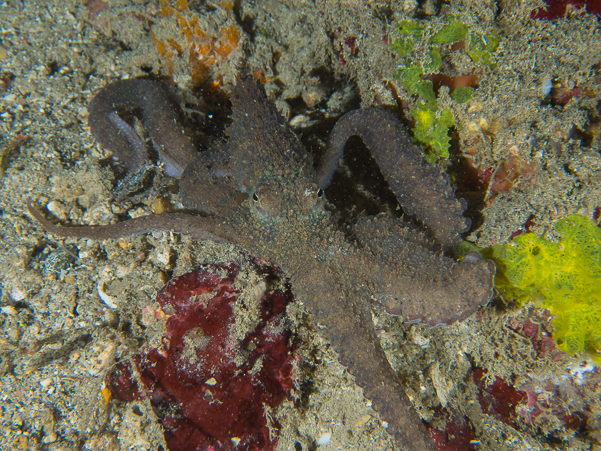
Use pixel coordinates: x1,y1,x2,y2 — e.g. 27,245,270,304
250,177,325,224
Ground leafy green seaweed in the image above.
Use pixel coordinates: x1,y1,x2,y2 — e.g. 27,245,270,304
391,16,501,160
451,86,474,104
430,16,468,44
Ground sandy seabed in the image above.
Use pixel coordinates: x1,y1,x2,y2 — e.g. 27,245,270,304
0,0,599,450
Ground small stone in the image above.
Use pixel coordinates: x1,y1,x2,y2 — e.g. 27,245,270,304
10,286,27,301
317,432,332,445
42,432,57,444
47,200,68,220
151,196,171,214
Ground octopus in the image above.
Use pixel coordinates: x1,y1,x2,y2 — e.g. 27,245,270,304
28,78,495,451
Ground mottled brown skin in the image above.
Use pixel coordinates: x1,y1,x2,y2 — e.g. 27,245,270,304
29,79,495,451
319,108,470,250
88,79,196,177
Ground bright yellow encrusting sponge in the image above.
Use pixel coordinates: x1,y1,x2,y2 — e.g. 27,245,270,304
492,215,601,362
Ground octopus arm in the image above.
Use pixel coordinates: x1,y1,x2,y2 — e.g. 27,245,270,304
88,79,196,177
362,253,494,325
350,215,495,325
283,255,437,451
318,108,469,248
27,201,233,242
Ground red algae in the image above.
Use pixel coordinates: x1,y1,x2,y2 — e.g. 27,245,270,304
106,260,295,451
480,153,537,206
531,0,601,19
473,368,527,428
429,407,477,451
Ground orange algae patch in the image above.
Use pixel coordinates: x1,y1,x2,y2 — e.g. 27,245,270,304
429,73,479,94
155,0,241,85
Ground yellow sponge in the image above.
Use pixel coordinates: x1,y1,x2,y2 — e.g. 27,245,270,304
493,215,601,361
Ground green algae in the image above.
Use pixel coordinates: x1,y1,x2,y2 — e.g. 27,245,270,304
391,15,500,161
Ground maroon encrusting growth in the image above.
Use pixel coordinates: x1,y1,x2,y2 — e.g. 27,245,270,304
106,261,295,451
531,0,601,19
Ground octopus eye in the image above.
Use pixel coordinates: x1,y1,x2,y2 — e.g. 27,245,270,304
251,182,285,221
295,180,325,215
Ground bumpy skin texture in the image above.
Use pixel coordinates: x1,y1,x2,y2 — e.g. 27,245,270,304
319,108,470,250
29,78,495,451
